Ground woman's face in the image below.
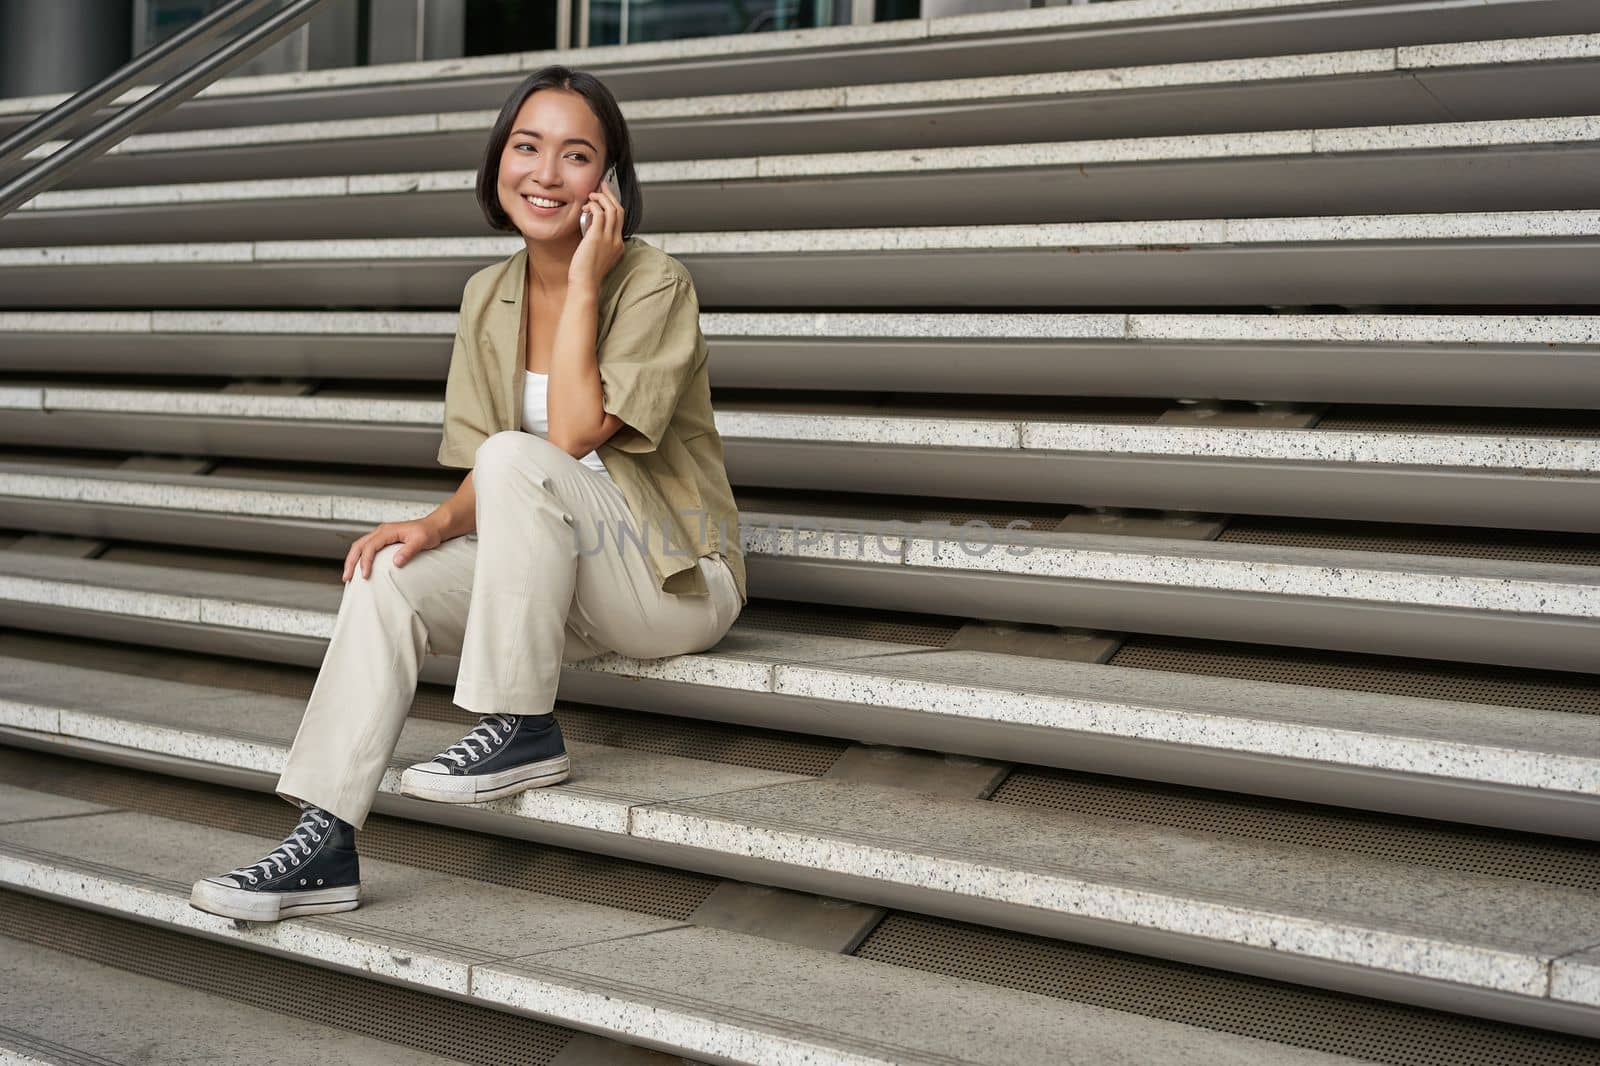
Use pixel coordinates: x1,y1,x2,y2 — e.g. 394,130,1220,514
497,88,608,239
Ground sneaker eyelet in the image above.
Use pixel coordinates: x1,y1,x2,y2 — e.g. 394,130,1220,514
317,879,324,885
300,878,307,886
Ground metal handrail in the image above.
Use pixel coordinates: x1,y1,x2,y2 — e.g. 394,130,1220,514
0,0,334,219
0,0,279,168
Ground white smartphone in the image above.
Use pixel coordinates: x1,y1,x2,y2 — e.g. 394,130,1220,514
579,165,622,238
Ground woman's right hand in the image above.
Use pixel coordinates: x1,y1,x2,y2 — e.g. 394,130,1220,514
342,518,443,583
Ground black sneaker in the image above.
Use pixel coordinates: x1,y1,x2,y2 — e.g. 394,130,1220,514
189,804,360,922
399,712,570,803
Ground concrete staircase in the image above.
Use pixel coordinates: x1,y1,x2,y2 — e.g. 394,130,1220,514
1,2,1597,1063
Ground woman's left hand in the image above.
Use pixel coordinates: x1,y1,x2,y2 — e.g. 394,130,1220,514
567,179,625,294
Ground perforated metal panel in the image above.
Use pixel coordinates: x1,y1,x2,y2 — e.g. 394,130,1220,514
990,766,1600,891
0,893,570,1066
1317,406,1600,438
732,601,961,646
1219,516,1600,567
854,911,1600,1066
1109,633,1600,715
0,749,718,919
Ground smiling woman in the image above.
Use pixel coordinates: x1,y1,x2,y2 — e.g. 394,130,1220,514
189,65,747,926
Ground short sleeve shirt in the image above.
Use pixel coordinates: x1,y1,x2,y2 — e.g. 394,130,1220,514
436,237,746,605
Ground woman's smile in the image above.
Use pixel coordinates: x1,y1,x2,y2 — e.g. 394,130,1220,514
522,193,566,215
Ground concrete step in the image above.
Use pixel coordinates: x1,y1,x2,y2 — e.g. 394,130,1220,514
1,387,1595,533
0,783,1373,1066
0,546,1596,835
5,0,1588,142
2,310,1596,410
0,681,1596,1040
0,493,1594,672
12,30,1600,189
5,207,1599,308
0,933,471,1065
7,115,1600,245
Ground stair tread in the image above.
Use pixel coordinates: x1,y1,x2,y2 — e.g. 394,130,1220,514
0,658,1594,1004
0,935,461,1065
10,112,1596,218
0,788,1372,1066
4,548,1598,801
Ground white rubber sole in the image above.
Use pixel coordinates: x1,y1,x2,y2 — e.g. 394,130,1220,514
398,752,571,803
189,877,361,922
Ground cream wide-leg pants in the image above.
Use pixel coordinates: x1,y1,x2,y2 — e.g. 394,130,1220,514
275,429,742,829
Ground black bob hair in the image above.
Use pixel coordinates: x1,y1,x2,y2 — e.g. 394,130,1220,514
475,65,644,239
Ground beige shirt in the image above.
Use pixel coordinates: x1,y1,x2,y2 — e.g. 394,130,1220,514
436,237,747,605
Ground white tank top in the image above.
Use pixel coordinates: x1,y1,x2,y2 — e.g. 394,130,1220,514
522,369,613,482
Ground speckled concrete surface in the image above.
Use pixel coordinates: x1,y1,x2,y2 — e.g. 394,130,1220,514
474,923,1374,1066
771,649,1600,794
845,48,1395,108
3,210,1596,270
3,937,460,1065
1399,32,1600,70
905,531,1600,618
0,790,1382,1065
4,309,1598,346
0,654,811,836
1552,946,1600,1008
1,511,1593,649
0,807,683,995
1019,421,1599,471
631,778,1600,996
27,112,1597,212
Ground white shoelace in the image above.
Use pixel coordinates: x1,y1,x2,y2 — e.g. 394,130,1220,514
227,808,330,885
435,714,517,767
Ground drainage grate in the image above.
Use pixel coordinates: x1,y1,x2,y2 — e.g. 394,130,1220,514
0,748,718,919
990,766,1600,891
1316,406,1600,438
1108,633,1600,715
731,601,962,646
0,893,569,1066
854,911,1600,1066
1218,517,1600,567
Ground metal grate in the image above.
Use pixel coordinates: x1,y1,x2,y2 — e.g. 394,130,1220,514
1108,633,1600,715
731,601,961,646
0,748,718,919
990,766,1600,891
0,893,570,1066
1317,406,1600,438
854,911,1600,1066
1218,517,1600,567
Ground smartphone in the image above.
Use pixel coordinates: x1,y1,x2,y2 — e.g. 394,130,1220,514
579,165,622,238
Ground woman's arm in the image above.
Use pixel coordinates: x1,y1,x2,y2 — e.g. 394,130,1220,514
423,469,477,541
545,284,624,456
548,179,627,455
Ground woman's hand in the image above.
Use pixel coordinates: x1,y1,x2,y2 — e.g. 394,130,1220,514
567,177,624,294
342,517,443,583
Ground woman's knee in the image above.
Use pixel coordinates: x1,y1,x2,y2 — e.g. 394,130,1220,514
474,430,565,481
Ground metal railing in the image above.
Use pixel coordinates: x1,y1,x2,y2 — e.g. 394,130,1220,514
0,0,334,219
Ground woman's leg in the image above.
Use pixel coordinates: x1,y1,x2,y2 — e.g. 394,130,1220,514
272,533,476,830
275,483,606,828
398,430,740,804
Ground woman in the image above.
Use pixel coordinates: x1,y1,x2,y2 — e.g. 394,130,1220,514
190,66,746,923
